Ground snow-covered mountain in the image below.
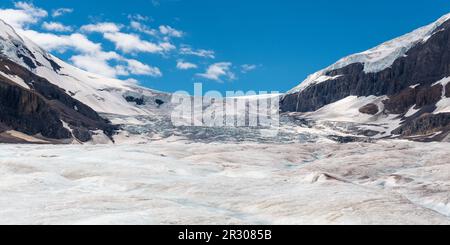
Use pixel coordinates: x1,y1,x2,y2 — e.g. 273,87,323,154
281,13,450,141
2,12,450,144
0,20,161,116
0,19,170,143
0,17,284,144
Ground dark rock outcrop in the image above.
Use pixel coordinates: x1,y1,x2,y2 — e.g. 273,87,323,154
392,113,450,138
0,78,71,139
382,88,418,115
125,95,145,105
359,103,379,115
382,85,443,115
446,82,450,97
155,99,165,107
0,57,117,143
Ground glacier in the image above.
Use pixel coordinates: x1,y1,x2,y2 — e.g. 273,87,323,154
0,139,449,225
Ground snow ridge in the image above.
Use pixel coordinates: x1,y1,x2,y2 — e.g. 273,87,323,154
289,13,450,94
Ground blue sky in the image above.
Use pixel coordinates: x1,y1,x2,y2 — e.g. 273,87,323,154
1,0,450,94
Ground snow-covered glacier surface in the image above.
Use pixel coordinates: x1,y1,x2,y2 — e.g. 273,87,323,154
0,140,449,225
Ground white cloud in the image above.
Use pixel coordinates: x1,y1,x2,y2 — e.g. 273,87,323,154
180,45,215,59
130,21,158,36
158,42,176,52
42,21,72,32
0,2,47,29
104,32,173,54
70,52,121,78
176,60,197,70
14,1,47,18
197,62,235,82
70,51,162,78
80,21,175,54
81,22,122,33
128,14,150,22
159,25,183,38
23,28,163,78
80,21,177,55
52,8,73,17
241,64,258,73
0,3,166,80
20,30,102,54
125,59,162,77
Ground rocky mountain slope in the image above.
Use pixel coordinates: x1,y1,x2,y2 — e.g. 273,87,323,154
0,19,170,143
281,14,450,141
0,57,117,143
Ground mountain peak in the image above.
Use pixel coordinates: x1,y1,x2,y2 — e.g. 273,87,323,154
0,19,158,116
282,13,450,141
289,13,450,94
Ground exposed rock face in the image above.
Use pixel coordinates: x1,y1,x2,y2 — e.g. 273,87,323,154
0,58,117,143
281,17,450,140
359,103,379,115
0,79,70,139
125,95,145,105
155,99,165,107
382,85,443,114
446,83,450,97
392,113,450,140
282,19,450,113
